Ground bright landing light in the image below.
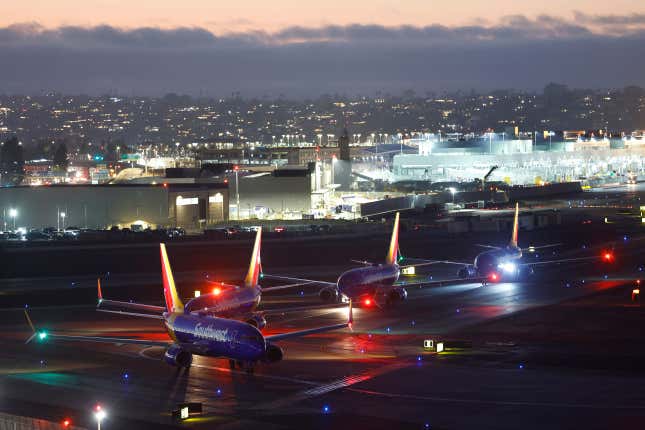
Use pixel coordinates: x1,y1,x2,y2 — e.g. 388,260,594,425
498,262,517,273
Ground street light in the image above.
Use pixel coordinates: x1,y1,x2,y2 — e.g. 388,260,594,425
9,208,17,230
94,405,106,430
234,166,240,220
60,212,66,231
449,187,456,203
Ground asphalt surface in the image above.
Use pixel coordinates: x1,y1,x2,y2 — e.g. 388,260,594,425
0,198,644,429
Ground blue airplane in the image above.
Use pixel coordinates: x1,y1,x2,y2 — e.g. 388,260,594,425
25,243,353,373
437,203,614,283
96,228,309,330
265,212,437,307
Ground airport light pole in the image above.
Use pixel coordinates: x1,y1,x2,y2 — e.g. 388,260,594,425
60,212,66,231
94,405,106,430
9,208,17,230
234,166,240,220
449,188,456,203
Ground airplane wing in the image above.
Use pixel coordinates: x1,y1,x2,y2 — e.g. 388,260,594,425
522,243,562,252
475,244,502,250
261,274,337,289
205,280,241,290
97,279,165,313
396,277,487,288
350,259,374,266
260,303,347,316
24,310,170,347
97,309,165,319
265,301,353,343
400,257,461,267
521,255,605,267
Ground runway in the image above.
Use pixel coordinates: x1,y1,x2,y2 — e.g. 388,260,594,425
1,217,644,429
1,265,644,429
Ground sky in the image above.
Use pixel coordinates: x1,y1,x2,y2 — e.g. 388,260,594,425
1,1,645,96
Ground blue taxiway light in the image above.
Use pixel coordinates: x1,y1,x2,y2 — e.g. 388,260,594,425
322,405,330,414
123,373,129,380
216,388,222,396
519,364,524,369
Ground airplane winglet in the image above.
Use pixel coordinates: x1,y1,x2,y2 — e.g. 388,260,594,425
24,309,37,344
97,278,103,306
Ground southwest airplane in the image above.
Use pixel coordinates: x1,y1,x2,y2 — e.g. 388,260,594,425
439,203,614,282
265,212,437,307
97,228,302,330
25,243,353,373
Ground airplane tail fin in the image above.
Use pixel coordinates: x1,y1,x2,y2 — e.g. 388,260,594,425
160,243,184,313
97,278,103,306
385,212,401,265
509,203,519,248
244,228,263,287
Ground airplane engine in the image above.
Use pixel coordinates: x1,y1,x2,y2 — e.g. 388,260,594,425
245,314,267,330
458,265,477,278
389,287,408,302
163,345,193,368
263,343,284,363
374,286,407,307
319,287,339,303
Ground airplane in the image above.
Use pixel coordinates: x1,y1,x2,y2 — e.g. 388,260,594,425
435,203,615,283
97,228,311,330
25,243,353,374
264,212,439,307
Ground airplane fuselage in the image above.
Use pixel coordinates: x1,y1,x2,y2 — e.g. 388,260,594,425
164,312,267,362
337,264,401,299
474,246,522,277
184,286,261,320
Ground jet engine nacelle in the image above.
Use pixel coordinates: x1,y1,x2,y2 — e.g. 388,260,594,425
245,314,267,330
458,265,477,278
163,344,193,368
374,286,407,307
319,286,339,303
263,343,284,363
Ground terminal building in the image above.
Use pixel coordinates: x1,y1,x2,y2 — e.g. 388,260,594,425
0,181,229,231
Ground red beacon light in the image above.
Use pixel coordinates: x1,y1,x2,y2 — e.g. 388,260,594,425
62,419,71,428
212,287,222,296
490,273,498,281
602,251,614,262
363,298,372,306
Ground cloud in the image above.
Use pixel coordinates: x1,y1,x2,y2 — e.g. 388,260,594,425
0,16,644,96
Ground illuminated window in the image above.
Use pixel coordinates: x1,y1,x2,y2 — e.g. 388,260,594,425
176,196,198,206
209,193,224,203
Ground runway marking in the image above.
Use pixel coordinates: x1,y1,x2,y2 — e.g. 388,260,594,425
253,360,411,411
346,388,645,410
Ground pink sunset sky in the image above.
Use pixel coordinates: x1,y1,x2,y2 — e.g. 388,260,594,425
3,0,644,33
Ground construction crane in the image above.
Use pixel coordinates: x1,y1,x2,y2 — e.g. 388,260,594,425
482,165,499,189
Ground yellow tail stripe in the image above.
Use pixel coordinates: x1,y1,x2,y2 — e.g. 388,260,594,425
160,243,183,313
